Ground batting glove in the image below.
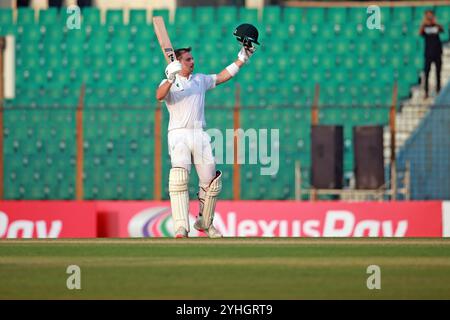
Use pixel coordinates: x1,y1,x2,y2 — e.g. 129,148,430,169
165,61,182,83
237,46,256,63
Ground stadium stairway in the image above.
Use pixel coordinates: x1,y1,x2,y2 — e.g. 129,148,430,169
396,82,450,200
384,42,450,160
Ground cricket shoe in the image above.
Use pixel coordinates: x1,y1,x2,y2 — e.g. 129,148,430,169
174,226,188,238
194,218,223,238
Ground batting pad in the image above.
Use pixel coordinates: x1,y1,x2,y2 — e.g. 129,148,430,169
201,171,222,229
169,167,190,232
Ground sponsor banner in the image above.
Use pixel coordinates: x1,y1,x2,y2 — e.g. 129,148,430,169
96,201,203,238
0,201,97,238
97,201,443,238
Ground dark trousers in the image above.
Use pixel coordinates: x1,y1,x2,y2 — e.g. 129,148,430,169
48,0,92,7
424,55,442,95
48,0,62,7
16,0,30,6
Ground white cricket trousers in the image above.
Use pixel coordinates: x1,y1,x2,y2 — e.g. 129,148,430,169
168,128,216,187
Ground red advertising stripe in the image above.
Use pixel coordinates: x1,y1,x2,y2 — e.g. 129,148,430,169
0,201,443,238
213,201,442,237
96,201,173,238
96,201,443,238
0,201,97,238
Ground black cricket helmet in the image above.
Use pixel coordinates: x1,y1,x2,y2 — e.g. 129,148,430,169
233,23,260,48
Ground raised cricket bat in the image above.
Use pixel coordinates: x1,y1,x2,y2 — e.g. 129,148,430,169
152,16,177,64
152,16,183,90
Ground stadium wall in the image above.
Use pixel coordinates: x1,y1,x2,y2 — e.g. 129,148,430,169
1,201,449,238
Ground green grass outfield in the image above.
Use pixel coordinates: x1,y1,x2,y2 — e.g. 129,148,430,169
1,238,450,299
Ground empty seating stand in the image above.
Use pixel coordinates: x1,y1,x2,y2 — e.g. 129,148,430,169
0,5,447,199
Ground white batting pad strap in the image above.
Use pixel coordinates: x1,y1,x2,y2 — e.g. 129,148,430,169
169,167,190,232
201,171,222,229
225,62,240,77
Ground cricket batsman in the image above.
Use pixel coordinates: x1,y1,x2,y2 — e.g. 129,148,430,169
156,24,259,238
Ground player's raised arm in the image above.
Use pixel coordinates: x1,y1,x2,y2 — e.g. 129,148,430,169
216,23,260,86
216,47,254,85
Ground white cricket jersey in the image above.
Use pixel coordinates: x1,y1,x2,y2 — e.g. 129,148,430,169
159,73,216,131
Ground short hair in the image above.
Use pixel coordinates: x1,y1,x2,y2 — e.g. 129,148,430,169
425,10,434,15
175,47,192,59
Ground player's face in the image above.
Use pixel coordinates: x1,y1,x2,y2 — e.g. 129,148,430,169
426,12,434,22
179,52,195,73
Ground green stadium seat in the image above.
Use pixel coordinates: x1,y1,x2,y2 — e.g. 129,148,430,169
333,40,348,55
132,25,154,42
196,7,215,25
239,7,258,23
384,22,405,38
175,7,193,25
436,5,450,22
0,22,14,35
328,7,347,24
111,53,129,69
82,7,101,26
305,7,325,24
106,9,123,25
110,24,130,38
379,6,392,22
43,27,63,45
401,39,416,54
395,54,408,69
19,26,41,42
39,8,59,25
337,23,359,39
413,55,425,71
65,25,85,42
86,39,107,56
152,8,169,23
348,7,366,22
284,7,303,25
441,23,450,42
217,6,237,25
353,40,370,54
0,8,13,25
17,7,35,25
391,6,413,23
263,6,281,25
202,26,222,40
88,24,108,41
129,9,147,25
